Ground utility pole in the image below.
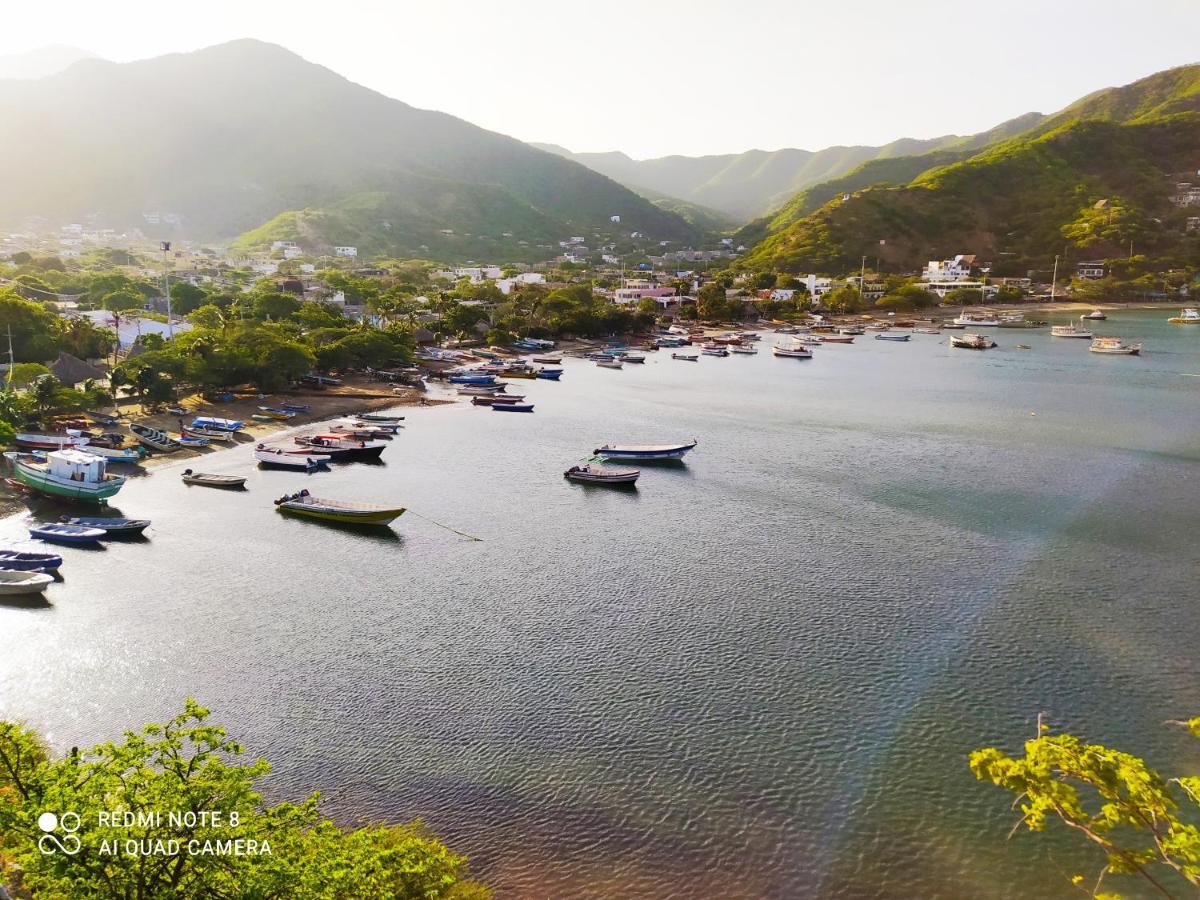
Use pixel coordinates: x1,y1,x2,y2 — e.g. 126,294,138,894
1050,254,1059,303
858,256,866,305
161,240,173,338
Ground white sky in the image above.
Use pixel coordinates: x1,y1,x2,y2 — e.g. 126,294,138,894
2,0,1198,159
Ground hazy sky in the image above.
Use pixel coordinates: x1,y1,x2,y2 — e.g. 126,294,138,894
3,0,1198,159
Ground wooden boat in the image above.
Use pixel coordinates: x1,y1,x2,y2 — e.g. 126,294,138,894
471,394,525,406
500,369,538,379
294,435,387,460
593,440,697,461
1167,308,1200,324
701,346,728,357
181,469,247,489
4,450,125,502
0,550,63,571
329,425,392,441
729,345,758,354
29,522,106,544
191,417,245,432
340,420,401,434
178,434,211,448
257,407,297,420
81,445,145,464
0,570,54,595
817,334,854,344
61,516,150,537
874,333,911,341
15,432,88,450
130,423,182,453
532,356,562,364
274,490,405,526
772,344,813,358
622,354,646,364
596,358,623,369
255,446,328,471
492,402,534,412
182,426,234,442
950,333,996,350
1051,323,1093,339
536,368,563,380
358,413,405,423
251,415,275,422
564,463,639,485
672,352,699,361
1089,336,1141,355
281,403,311,412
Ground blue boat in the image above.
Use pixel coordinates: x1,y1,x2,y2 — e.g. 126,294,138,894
492,403,534,413
281,403,311,412
536,369,563,380
29,523,106,545
448,374,496,385
0,550,63,571
61,516,151,537
592,440,698,461
191,416,245,432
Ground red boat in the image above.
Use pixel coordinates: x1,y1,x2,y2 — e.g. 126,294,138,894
817,334,855,344
15,432,89,450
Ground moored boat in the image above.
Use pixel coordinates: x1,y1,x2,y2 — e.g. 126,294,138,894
29,522,105,545
671,352,699,361
1051,323,1093,339
4,449,125,502
701,346,729,357
471,394,525,405
950,332,996,350
0,550,63,571
953,312,1000,326
255,445,328,471
60,516,150,537
532,356,562,364
817,334,854,344
1082,309,1107,320
1167,308,1200,324
130,423,182,453
874,332,911,341
593,440,697,461
1089,336,1141,355
729,345,758,354
191,417,245,432
81,445,146,464
274,489,405,526
535,368,564,380
596,358,623,369
564,463,639,485
773,342,813,358
0,571,54,595
358,413,405,423
181,469,247,489
294,435,387,460
492,402,534,412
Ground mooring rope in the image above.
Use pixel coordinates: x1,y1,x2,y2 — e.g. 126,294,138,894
406,509,483,541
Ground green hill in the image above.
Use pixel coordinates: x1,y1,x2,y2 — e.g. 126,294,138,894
737,66,1200,275
0,40,696,260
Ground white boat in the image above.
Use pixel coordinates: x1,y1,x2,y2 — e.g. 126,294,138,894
773,338,813,358
701,346,729,357
563,463,640,485
1089,336,1141,355
596,358,623,369
671,352,699,361
729,345,758,354
949,333,996,350
80,445,145,464
255,445,329,471
952,313,1000,326
0,570,54,596
15,432,88,451
1082,309,1107,320
622,353,646,364
1051,323,1093,339
1168,308,1200,324
593,440,697,461
4,449,126,501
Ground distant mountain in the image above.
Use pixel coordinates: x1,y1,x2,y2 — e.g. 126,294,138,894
536,113,1044,222
0,40,696,260
0,45,98,80
735,65,1200,275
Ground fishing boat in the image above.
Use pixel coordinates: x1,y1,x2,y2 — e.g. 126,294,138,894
940,322,966,330
15,432,88,450
329,424,392,441
536,368,563,380
60,516,150,537
730,345,758,354
457,385,504,395
952,312,1001,326
1089,336,1142,355
950,333,996,350
0,550,63,571
257,407,297,420
81,445,145,464
838,325,866,335
130,423,182,452
532,356,562,365
1050,323,1093,339
817,334,855,344
492,402,534,412
191,417,245,432
358,413,405,423
181,469,247,489
274,489,405,526
622,354,646,364
501,368,538,379
341,420,401,434
448,374,497,384
254,445,328,471
874,332,911,342
773,342,813,358
294,435,387,460
701,346,729,357
1082,309,1107,320
672,352,699,361
471,395,525,406
165,405,188,416
1168,308,1200,324
29,522,105,544
182,426,234,442
564,463,640,485
593,440,697,461
0,571,54,595
914,327,942,335
281,403,311,412
179,434,212,448
4,449,126,502
596,358,624,369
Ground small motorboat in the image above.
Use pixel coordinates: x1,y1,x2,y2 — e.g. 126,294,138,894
622,354,646,364
191,417,245,432
817,334,855,344
274,489,405,526
593,440,697,461
178,434,211,448
596,358,623,369
0,550,63,571
1082,309,1107,320
1167,308,1200,324
294,435,387,460
81,445,146,464
535,368,564,380
672,352,699,361
874,333,911,342
60,516,150,537
130,423,182,453
183,425,235,442
181,469,247,489
773,340,813,358
257,407,297,420
914,327,942,335
729,345,758,354
255,445,328,471
471,394,525,406
532,356,562,365
1089,336,1141,355
564,463,640,485
280,403,311,412
950,333,996,350
29,522,106,545
701,346,729,357
0,570,54,595
358,413,405,423
492,402,534,412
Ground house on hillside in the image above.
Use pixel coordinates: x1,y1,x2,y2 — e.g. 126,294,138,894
1170,183,1200,207
1076,260,1106,280
921,255,976,282
50,352,106,386
334,246,358,258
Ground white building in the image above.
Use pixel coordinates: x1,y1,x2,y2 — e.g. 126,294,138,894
271,240,299,250
803,274,836,303
282,246,303,259
334,246,358,258
916,280,998,300
1076,260,1106,280
921,254,976,282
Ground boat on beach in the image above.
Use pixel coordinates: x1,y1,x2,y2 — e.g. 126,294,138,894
191,417,245,432
0,550,63,571
564,463,640,485
130,423,182,452
182,425,234,442
257,407,297,420
255,445,329,471
29,522,106,545
178,434,210,448
1168,308,1200,324
593,440,697,461
60,516,150,537
1089,336,1141,355
181,469,247,489
81,445,146,464
15,432,89,451
0,571,54,595
950,333,996,350
4,449,126,502
274,489,406,526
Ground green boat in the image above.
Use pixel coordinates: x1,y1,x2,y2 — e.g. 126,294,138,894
4,450,126,502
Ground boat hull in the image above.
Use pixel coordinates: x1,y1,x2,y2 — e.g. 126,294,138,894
6,455,124,501
593,442,697,461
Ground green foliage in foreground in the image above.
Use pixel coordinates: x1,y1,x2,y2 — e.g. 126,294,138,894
0,700,489,900
971,716,1200,898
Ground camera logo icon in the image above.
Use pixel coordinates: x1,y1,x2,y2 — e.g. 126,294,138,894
37,812,81,856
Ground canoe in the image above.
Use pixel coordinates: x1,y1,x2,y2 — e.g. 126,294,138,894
593,440,697,461
61,516,150,537
29,523,106,545
130,423,182,453
255,446,328,471
0,550,63,571
564,464,639,485
0,570,54,595
492,403,534,412
274,490,406,526
181,469,247,489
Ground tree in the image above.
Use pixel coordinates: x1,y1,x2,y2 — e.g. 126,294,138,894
971,716,1200,897
877,284,937,310
942,286,986,307
8,362,51,387
30,374,62,417
0,291,60,361
170,282,210,315
824,284,865,314
253,292,302,321
102,288,147,312
0,700,489,899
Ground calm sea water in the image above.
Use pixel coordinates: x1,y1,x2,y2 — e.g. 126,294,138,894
2,311,1199,898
